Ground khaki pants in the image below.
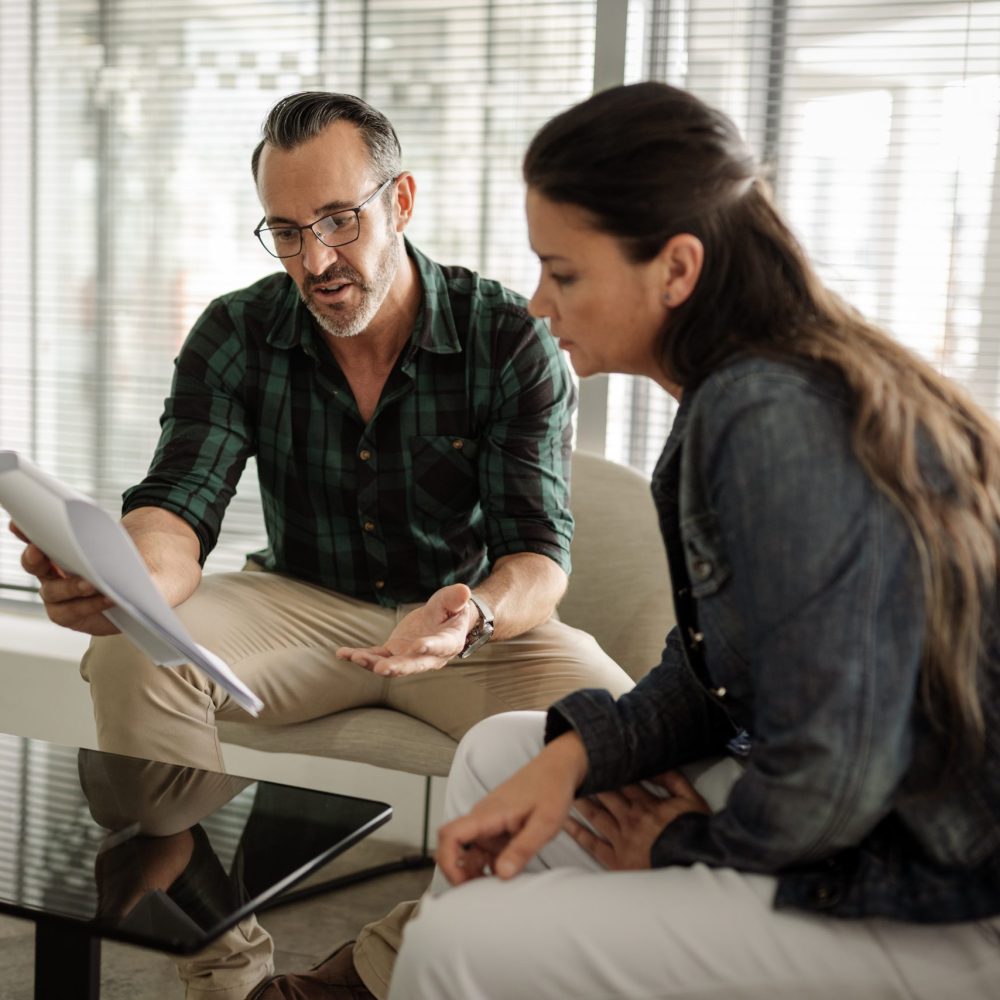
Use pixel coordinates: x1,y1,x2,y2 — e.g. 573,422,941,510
81,568,635,999
390,713,1000,1000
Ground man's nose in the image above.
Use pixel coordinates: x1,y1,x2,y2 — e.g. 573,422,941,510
301,230,339,275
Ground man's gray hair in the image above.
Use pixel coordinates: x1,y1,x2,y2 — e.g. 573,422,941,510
251,91,402,183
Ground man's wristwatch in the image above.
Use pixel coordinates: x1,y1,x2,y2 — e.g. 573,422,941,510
458,593,495,659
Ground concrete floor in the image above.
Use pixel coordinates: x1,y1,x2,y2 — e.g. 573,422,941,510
0,837,433,1000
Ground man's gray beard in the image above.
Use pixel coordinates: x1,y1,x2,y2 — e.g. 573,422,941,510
305,235,401,340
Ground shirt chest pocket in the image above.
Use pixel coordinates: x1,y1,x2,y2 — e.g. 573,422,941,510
410,435,481,521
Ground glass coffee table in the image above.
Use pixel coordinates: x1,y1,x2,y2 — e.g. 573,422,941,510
0,732,392,1000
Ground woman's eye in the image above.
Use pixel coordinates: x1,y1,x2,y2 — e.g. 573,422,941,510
551,274,576,287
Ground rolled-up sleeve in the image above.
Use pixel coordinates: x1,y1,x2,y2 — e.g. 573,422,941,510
122,300,252,562
479,309,576,573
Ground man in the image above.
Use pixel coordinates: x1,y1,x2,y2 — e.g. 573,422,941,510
17,92,633,999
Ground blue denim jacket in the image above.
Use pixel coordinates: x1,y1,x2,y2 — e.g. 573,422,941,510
549,356,1000,921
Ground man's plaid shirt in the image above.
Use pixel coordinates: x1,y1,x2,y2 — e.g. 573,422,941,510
122,241,576,607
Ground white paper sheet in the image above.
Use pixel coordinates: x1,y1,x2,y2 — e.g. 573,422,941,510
0,450,263,716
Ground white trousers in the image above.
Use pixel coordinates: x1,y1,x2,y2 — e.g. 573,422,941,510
390,712,1000,1000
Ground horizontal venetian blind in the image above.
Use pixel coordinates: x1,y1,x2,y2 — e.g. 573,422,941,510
0,0,598,603
609,0,1000,474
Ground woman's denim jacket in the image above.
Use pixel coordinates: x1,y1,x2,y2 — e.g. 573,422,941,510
549,356,1000,922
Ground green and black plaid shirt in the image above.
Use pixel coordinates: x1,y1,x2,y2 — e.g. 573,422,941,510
123,241,576,607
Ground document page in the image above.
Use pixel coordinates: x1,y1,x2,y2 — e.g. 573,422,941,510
0,450,263,716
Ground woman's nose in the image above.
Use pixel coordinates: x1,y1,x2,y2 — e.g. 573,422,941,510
528,285,552,320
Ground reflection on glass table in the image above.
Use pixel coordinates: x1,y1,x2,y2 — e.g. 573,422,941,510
0,732,391,1000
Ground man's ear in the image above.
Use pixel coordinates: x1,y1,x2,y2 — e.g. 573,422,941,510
658,233,704,307
393,172,417,232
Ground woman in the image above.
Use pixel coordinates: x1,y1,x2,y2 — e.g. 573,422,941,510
388,82,1000,1000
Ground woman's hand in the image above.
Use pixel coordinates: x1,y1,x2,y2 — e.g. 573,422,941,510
436,731,588,885
565,769,711,870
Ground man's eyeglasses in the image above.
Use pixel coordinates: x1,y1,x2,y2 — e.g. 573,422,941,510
253,175,397,259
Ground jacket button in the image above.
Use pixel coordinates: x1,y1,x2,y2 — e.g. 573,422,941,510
692,558,712,580
811,881,841,908
359,448,371,461
452,438,464,450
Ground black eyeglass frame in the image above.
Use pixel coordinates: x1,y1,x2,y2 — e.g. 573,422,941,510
253,175,398,258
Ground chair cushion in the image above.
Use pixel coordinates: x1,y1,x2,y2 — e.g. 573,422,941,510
562,451,672,681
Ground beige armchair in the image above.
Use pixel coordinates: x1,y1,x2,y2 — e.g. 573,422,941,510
217,451,673,896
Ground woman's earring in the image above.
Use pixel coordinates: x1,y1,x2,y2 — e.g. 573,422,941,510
662,291,672,304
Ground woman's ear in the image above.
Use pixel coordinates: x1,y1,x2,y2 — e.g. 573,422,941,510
658,233,704,307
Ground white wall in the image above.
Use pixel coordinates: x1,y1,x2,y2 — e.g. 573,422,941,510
0,608,443,847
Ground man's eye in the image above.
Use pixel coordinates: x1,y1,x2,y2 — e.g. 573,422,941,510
551,274,577,287
272,228,299,243
318,213,352,233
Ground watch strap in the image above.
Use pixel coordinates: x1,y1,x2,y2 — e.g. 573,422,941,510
459,593,495,658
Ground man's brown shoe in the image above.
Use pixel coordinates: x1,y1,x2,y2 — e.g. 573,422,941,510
246,941,376,999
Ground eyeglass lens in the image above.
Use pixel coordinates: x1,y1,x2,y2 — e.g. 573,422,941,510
258,211,360,258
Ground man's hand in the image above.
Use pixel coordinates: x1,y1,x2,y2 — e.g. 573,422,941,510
564,770,711,870
337,583,477,677
10,506,202,637
10,521,118,635
436,732,588,885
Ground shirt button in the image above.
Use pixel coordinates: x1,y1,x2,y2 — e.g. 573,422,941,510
359,449,371,461
451,438,463,450
363,520,375,533
374,580,385,590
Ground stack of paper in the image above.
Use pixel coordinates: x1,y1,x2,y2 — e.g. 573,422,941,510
0,451,263,716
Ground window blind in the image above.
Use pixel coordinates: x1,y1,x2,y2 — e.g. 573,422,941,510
608,0,1000,475
6,1,996,599
0,0,598,602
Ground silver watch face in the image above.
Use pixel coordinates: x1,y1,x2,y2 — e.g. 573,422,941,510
459,605,494,658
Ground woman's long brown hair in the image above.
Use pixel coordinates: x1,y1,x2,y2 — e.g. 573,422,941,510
525,81,1000,757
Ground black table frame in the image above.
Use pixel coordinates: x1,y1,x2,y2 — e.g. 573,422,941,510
4,798,391,999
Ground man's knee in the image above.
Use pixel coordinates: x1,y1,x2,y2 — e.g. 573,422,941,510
81,630,215,730
81,633,152,693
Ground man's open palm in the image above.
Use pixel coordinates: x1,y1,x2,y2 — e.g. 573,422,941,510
336,583,476,676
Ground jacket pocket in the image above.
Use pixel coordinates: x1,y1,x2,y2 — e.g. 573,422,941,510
681,511,731,598
410,434,480,521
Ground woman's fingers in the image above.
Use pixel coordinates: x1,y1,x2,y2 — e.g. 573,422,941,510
437,809,518,884
563,815,615,867
492,808,562,878
650,770,710,811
